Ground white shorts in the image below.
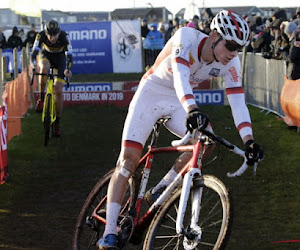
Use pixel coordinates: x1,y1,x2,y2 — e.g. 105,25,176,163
122,79,187,147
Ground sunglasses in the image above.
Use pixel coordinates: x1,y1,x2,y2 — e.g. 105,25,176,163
224,40,243,52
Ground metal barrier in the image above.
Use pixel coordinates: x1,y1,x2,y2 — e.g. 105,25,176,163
243,53,286,117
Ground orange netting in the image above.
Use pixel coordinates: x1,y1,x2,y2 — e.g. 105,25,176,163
4,70,34,143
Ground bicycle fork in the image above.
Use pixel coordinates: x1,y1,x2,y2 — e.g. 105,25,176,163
177,168,204,249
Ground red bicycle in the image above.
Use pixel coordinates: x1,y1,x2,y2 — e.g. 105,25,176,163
73,116,258,249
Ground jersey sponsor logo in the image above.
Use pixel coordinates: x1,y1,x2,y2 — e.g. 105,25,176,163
189,53,195,65
193,90,224,105
209,68,220,77
228,66,239,82
68,30,107,40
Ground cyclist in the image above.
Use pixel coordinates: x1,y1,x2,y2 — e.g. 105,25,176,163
98,10,264,249
30,20,73,137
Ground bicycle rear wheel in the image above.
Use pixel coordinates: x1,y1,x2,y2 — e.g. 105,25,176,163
143,175,231,250
73,168,135,250
43,94,52,146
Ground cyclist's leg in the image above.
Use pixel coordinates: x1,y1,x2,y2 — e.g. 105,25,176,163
36,52,50,111
99,80,169,244
53,79,64,117
52,53,66,136
52,52,66,118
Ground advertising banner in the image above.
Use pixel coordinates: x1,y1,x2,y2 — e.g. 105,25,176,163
61,20,142,74
111,20,142,73
193,90,224,105
0,104,8,184
63,83,113,92
62,91,135,107
61,21,113,74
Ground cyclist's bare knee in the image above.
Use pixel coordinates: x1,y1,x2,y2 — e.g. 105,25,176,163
116,147,142,179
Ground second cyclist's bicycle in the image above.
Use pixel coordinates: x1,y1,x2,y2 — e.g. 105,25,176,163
73,117,259,249
31,68,69,146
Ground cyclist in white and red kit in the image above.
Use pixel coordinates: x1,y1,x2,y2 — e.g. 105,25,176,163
98,10,264,249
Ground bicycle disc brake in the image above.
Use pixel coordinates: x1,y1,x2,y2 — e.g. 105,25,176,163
183,226,202,249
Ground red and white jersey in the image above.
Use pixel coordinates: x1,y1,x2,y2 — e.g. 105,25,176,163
142,27,252,139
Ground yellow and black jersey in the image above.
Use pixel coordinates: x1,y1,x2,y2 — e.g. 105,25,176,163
33,30,70,53
31,30,73,70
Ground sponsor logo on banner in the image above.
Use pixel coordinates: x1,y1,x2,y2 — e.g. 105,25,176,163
63,83,112,92
193,90,224,105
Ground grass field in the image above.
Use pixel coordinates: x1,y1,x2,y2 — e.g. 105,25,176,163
0,104,299,249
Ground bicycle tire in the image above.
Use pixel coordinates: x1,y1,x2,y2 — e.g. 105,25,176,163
73,168,135,250
143,175,231,250
44,94,52,146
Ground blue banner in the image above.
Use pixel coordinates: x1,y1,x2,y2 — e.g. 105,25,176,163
61,22,113,74
193,90,224,105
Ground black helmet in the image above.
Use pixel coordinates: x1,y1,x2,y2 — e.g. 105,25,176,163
45,20,60,35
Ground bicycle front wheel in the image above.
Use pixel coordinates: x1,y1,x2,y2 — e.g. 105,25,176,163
43,94,52,146
73,168,135,250
143,175,231,250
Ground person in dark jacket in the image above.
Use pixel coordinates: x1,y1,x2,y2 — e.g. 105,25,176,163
0,26,7,49
285,30,300,80
24,23,37,48
7,26,23,49
141,18,150,39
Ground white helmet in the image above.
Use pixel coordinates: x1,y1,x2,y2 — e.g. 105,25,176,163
210,10,250,46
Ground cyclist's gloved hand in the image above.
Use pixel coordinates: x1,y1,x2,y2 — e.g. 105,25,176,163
186,108,209,133
245,139,264,165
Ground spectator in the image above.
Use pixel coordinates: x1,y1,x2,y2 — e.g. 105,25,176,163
171,17,180,37
285,26,300,80
0,26,7,49
187,21,195,29
143,23,164,68
143,23,164,50
158,22,166,42
24,23,37,48
7,26,23,49
164,20,174,43
141,18,150,39
245,15,258,52
179,19,188,28
271,9,287,21
271,19,290,60
295,11,300,28
284,21,298,40
254,20,273,54
261,18,284,59
18,28,26,45
192,15,200,30
203,8,214,23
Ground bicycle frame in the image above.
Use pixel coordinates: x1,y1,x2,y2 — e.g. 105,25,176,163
91,118,209,238
42,75,56,125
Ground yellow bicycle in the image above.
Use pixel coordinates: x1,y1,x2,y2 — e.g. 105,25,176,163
31,68,69,146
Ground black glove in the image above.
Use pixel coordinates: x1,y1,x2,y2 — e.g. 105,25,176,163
245,139,264,165
186,108,209,133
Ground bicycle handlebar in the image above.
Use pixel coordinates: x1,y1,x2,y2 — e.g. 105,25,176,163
31,70,70,88
171,130,258,177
